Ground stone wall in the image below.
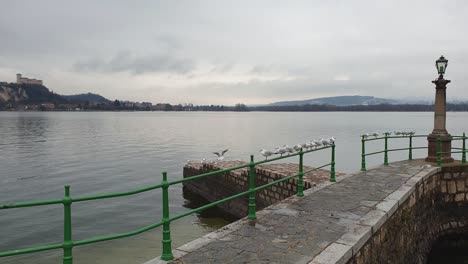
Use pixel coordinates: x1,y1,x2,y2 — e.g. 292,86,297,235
347,165,468,264
182,161,339,219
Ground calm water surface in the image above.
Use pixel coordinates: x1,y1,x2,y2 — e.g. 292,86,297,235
1,111,467,263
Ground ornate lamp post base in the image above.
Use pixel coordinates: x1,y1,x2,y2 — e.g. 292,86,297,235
425,133,454,163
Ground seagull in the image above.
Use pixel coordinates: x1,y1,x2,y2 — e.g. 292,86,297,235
372,132,380,138
394,131,401,136
409,131,416,136
213,149,229,161
321,138,330,145
284,145,295,154
293,144,303,152
329,137,336,144
361,133,372,139
384,131,392,136
260,149,274,160
275,146,288,157
314,139,323,147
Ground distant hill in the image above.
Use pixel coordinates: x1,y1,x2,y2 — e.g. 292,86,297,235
0,82,67,105
0,82,110,106
63,93,110,104
268,95,399,106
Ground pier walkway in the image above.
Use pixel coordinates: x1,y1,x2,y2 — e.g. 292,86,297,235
146,160,439,264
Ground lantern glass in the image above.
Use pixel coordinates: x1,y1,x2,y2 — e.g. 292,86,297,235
436,56,448,75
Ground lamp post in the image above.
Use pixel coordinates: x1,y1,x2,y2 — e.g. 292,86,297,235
425,55,454,163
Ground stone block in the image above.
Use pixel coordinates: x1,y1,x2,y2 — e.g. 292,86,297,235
310,242,353,264
456,180,465,192
336,224,372,254
448,181,457,194
455,193,465,202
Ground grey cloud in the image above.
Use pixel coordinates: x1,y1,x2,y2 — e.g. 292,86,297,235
73,51,194,75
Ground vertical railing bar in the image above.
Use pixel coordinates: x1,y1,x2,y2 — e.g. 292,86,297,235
248,155,257,220
330,144,336,182
408,135,413,160
462,132,466,164
437,135,442,167
161,171,173,261
63,185,73,264
384,133,389,165
361,136,366,171
297,149,304,197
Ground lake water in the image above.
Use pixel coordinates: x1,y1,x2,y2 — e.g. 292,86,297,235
1,111,467,263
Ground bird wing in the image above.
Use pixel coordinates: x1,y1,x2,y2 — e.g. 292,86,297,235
221,149,229,155
213,152,220,157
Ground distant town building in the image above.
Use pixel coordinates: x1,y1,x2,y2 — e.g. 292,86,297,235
16,73,43,85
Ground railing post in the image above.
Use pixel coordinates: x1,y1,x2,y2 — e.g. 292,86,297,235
462,132,466,164
161,171,173,261
384,133,389,165
63,186,73,264
297,150,304,197
248,155,257,220
408,135,413,160
437,135,442,167
330,144,336,182
361,136,366,171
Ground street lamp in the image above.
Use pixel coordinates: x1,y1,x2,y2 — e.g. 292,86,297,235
436,55,448,78
426,55,453,163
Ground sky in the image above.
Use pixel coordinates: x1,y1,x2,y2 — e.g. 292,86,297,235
1,0,467,105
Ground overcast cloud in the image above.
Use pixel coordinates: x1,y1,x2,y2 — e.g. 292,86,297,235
1,0,467,104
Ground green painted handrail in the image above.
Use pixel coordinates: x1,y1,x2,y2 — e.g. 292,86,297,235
361,133,466,171
0,144,335,263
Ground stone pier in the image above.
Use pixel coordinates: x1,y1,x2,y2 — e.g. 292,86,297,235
146,160,468,264
183,161,345,219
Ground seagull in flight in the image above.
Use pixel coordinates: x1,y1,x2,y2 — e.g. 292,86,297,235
213,149,229,161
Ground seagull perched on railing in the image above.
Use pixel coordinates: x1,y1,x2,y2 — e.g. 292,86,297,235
361,133,372,139
293,144,303,152
372,132,380,138
284,145,295,154
260,149,274,160
275,146,288,157
213,149,229,161
329,137,336,144
394,131,402,136
314,139,323,147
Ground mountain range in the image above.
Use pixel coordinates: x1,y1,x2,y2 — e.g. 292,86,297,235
267,95,434,107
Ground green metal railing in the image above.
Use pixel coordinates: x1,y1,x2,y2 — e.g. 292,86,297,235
361,132,467,171
436,133,467,167
0,144,336,263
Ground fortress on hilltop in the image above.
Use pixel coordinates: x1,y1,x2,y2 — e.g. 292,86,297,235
16,73,43,85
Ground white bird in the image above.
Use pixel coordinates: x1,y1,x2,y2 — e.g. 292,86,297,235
361,133,372,139
329,137,336,144
293,144,303,151
309,141,317,149
394,131,401,136
213,149,229,161
314,139,323,147
284,145,295,154
275,146,288,157
260,149,274,160
409,131,416,136
384,131,392,136
372,132,380,138
321,138,330,145
322,138,331,146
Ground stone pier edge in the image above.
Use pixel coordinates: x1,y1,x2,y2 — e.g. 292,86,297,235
144,173,356,264
309,165,440,264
